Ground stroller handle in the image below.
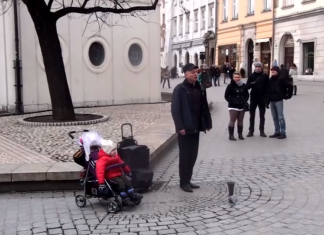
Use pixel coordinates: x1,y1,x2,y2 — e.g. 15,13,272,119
68,130,89,139
105,163,126,172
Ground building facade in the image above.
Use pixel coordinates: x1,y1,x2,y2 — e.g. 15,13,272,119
160,0,167,67
163,0,217,74
273,0,324,81
0,1,161,113
217,0,273,75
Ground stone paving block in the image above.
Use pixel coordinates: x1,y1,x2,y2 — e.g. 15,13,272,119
12,163,54,181
47,162,83,180
0,164,21,182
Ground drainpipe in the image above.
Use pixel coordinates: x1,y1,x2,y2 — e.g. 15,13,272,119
13,0,23,114
271,0,275,67
215,0,218,65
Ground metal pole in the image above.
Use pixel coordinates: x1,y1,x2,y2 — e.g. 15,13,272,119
13,0,23,114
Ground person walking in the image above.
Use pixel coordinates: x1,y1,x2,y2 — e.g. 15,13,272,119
209,65,217,86
289,63,298,95
162,66,171,89
171,63,212,193
223,62,229,84
215,66,221,86
225,73,249,141
267,66,293,139
246,62,269,137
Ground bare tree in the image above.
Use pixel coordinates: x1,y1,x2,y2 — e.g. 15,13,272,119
6,0,159,121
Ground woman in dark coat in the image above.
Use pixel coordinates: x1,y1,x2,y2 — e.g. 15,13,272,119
224,73,249,141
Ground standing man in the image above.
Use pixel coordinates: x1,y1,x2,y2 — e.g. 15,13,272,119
171,63,212,193
246,62,269,137
267,66,293,139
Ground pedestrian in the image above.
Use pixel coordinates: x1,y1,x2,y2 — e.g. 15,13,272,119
224,73,249,141
229,64,236,82
215,66,221,86
198,64,212,90
209,65,217,86
289,63,298,95
171,63,212,193
223,62,229,84
246,62,269,137
267,66,293,139
162,66,171,89
280,64,289,78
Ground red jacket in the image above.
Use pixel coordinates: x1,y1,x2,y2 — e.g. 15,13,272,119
96,149,131,184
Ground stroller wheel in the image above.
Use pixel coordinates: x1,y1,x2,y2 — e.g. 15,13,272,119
107,201,119,213
75,195,87,208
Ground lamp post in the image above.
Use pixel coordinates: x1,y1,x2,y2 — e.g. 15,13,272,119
203,40,209,66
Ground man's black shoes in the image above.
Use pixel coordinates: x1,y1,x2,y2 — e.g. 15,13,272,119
269,133,280,138
247,132,253,137
260,132,267,137
190,183,200,189
277,134,286,139
181,185,193,193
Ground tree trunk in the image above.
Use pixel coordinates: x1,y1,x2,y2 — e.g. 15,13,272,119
24,0,75,121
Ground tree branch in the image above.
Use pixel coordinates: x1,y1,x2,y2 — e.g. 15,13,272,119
81,0,89,8
48,0,54,9
54,0,159,20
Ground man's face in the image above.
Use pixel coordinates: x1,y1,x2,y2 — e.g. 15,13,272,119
185,69,199,83
271,70,278,76
255,66,262,73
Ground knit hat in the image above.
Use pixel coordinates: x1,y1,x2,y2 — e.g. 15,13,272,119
254,62,263,68
270,66,280,73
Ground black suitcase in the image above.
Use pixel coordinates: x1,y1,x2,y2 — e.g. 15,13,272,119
119,145,150,170
131,169,154,192
117,123,137,149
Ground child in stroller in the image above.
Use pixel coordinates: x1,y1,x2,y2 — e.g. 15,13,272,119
72,131,143,212
95,139,143,207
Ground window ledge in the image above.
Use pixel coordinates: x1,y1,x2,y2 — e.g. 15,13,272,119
208,25,214,29
302,0,316,4
194,30,198,32
246,13,255,17
231,17,238,21
262,9,271,13
221,20,228,23
282,4,294,9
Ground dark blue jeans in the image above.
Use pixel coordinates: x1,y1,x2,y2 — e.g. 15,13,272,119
270,101,286,135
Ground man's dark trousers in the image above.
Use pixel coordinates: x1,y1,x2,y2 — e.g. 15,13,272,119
249,97,266,133
178,133,200,187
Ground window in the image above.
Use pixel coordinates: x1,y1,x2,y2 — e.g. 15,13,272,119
162,14,165,24
201,7,206,30
194,10,198,32
179,15,183,36
128,44,143,66
186,13,190,33
264,0,271,10
233,0,238,19
223,0,228,21
248,0,255,15
173,18,177,36
283,0,294,6
303,42,314,75
89,42,105,66
208,4,214,28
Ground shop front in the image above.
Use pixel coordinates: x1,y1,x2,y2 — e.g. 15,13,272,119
217,44,238,69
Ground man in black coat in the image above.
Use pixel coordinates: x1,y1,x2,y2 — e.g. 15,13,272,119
171,63,212,193
246,62,269,137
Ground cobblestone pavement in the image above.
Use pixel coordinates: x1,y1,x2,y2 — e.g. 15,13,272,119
1,81,324,235
0,103,170,163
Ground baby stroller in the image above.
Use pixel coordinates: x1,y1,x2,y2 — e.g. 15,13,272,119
69,130,142,213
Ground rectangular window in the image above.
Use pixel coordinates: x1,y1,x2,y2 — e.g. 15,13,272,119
233,0,238,19
248,0,255,15
173,18,177,36
186,13,190,33
264,0,271,10
283,0,294,6
208,4,214,28
303,42,314,75
179,15,183,36
194,9,198,32
201,7,206,30
223,0,228,21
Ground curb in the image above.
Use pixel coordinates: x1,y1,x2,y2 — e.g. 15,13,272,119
0,100,214,192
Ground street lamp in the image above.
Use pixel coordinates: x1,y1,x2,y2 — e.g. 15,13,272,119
203,40,209,48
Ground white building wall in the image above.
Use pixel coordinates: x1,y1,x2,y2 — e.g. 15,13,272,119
1,1,161,113
274,0,324,81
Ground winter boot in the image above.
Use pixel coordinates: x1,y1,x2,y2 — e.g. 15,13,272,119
246,132,254,137
260,131,267,137
269,133,280,138
127,189,143,201
120,192,135,207
228,126,236,141
237,126,244,140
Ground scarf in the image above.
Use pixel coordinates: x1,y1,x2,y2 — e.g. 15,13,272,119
236,80,244,87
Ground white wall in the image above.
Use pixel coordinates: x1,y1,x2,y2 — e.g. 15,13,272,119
13,2,161,113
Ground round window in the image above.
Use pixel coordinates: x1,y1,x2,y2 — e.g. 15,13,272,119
89,42,105,66
128,44,143,66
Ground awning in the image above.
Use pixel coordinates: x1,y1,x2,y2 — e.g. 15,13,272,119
256,38,270,43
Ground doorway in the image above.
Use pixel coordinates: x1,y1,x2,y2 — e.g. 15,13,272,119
210,48,215,65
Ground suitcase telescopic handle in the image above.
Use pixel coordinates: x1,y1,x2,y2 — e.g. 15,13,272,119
68,130,89,139
121,123,133,138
